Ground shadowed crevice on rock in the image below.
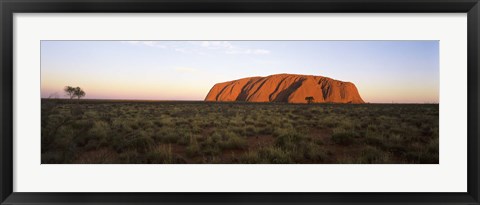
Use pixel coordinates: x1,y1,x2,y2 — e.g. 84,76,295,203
245,78,270,102
214,83,231,101
273,77,306,102
236,78,261,101
268,76,288,101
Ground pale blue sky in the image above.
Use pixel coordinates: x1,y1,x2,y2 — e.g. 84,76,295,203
41,40,439,103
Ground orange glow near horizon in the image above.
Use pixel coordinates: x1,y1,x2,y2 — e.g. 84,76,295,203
41,76,439,103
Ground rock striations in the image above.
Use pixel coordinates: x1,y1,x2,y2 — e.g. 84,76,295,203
205,73,364,104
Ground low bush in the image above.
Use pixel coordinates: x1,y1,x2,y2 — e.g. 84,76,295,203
331,129,357,145
146,144,176,163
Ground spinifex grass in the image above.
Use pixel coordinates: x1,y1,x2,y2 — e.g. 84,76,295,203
41,99,439,164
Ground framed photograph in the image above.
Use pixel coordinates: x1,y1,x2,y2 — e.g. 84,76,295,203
1,0,479,204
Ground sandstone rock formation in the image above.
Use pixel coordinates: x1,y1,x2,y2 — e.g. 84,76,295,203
205,74,364,104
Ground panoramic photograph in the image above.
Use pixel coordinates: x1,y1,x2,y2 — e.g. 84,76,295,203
41,40,439,164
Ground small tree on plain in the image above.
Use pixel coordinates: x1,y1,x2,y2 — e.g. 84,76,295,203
64,86,86,102
64,86,76,99
74,87,86,100
305,96,314,104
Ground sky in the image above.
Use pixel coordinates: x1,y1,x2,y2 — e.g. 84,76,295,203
41,40,439,103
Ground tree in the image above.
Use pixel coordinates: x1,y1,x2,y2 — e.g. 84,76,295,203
305,96,314,104
64,86,86,100
64,86,76,99
73,87,86,100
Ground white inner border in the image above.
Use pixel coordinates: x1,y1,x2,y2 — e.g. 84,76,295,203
13,13,467,192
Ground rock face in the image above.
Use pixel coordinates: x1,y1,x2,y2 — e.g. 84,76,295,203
205,73,364,104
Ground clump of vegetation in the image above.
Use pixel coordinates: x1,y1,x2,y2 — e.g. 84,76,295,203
41,100,439,164
331,129,357,145
305,96,315,104
146,144,178,163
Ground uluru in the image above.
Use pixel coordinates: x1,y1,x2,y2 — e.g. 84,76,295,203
205,73,364,104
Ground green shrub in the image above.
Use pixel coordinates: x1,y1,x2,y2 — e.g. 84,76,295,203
238,150,261,163
275,131,305,149
177,133,192,146
331,129,356,145
359,146,390,163
219,131,246,149
258,147,292,164
146,144,177,163
301,143,327,162
200,133,222,156
130,130,154,153
237,147,292,164
154,127,179,143
71,119,94,130
186,142,200,157
84,121,110,149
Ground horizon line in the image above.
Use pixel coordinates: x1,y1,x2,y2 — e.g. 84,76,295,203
41,98,439,104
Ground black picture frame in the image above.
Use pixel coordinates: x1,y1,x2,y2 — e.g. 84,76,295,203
1,0,479,204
